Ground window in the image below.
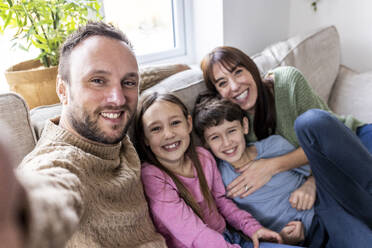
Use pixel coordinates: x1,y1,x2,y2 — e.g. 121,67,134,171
102,0,189,64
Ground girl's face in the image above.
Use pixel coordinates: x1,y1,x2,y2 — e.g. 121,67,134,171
212,63,258,113
142,100,192,168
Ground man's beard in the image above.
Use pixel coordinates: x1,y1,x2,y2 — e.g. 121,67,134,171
69,107,134,144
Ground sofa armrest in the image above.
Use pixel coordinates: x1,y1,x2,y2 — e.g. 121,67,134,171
0,93,37,166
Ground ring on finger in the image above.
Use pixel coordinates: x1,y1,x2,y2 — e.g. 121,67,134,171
245,185,249,192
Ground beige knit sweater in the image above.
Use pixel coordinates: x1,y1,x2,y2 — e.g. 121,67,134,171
17,118,166,248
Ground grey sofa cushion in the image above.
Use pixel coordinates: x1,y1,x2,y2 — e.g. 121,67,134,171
329,65,372,123
0,93,36,166
252,26,340,103
30,103,62,140
142,68,205,114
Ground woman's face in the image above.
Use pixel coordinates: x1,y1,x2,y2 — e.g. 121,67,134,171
212,63,258,113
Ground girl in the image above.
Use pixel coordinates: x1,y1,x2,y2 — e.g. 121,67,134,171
134,92,299,248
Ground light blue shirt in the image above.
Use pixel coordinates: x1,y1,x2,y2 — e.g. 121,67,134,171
218,135,314,236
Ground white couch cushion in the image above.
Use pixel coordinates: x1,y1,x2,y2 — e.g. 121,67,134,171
142,68,205,113
329,65,372,123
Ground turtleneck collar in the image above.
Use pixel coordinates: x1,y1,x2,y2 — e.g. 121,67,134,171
41,117,123,160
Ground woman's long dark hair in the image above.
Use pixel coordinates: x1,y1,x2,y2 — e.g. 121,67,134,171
200,46,276,140
134,92,216,220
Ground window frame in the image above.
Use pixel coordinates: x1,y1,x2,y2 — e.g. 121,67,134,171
101,0,191,65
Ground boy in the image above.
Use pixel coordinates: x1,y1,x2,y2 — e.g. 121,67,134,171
193,94,314,245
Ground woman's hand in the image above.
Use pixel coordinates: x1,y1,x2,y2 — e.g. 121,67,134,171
279,221,305,245
289,176,316,210
227,147,309,198
226,158,275,198
251,227,283,248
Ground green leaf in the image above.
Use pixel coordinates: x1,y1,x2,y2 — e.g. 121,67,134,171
6,0,13,8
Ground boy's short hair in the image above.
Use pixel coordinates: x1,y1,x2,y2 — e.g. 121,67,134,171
193,92,248,143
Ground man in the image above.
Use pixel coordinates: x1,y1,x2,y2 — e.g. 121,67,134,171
5,21,167,247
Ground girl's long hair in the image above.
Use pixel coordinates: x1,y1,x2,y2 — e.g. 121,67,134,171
200,46,276,140
134,92,216,220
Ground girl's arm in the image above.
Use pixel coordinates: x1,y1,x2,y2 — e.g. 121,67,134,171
198,149,261,236
200,149,283,245
141,165,240,248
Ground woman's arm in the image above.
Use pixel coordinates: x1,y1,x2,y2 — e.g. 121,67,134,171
227,147,308,198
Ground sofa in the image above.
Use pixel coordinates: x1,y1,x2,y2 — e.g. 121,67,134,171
1,25,372,168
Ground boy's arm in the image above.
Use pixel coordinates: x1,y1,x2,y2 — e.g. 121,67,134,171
289,175,316,210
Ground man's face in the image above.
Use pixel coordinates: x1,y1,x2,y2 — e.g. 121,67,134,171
203,118,248,164
61,36,139,144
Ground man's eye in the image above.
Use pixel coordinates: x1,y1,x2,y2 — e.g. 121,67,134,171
91,78,104,84
123,80,137,88
228,129,236,134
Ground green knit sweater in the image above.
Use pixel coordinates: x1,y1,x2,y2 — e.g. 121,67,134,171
17,118,166,248
246,66,364,147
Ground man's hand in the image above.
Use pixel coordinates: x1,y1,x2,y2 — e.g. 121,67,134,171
289,176,316,210
0,143,26,248
279,221,305,245
251,227,283,248
227,158,275,198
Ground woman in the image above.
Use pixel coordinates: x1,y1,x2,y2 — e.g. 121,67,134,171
200,46,372,246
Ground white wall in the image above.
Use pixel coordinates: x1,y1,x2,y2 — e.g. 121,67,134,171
192,0,291,64
223,0,290,57
194,0,372,72
289,0,372,72
192,0,224,64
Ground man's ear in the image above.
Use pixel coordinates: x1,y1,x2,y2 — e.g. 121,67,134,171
56,75,68,105
243,117,249,134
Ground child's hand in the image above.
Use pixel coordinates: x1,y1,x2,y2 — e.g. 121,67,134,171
289,176,316,210
251,227,283,248
279,221,305,245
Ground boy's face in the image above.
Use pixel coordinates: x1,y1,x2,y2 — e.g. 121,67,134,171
203,118,248,164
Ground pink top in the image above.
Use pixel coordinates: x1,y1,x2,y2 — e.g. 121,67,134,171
141,147,262,248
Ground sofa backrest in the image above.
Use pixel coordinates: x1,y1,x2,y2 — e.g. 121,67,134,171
0,93,37,166
252,25,341,103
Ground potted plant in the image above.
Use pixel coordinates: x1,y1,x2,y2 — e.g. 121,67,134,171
0,0,102,109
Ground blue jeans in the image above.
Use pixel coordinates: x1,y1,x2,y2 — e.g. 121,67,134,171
294,109,372,248
357,123,372,154
223,228,303,248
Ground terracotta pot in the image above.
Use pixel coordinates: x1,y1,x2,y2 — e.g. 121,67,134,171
4,59,59,109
